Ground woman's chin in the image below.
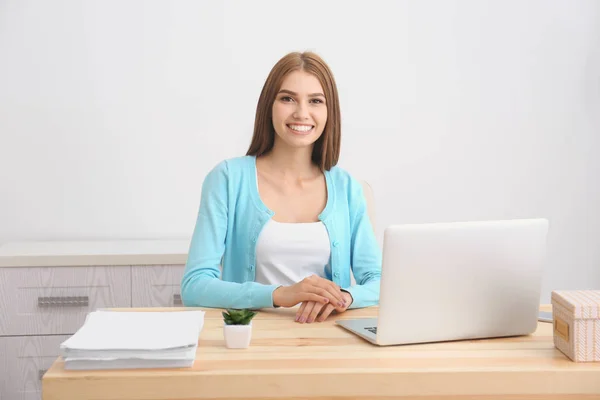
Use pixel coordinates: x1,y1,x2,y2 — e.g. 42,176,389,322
279,135,319,149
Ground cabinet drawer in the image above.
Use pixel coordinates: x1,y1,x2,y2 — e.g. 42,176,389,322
0,266,131,336
0,335,69,400
131,265,185,307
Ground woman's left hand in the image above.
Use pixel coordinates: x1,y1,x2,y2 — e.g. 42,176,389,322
295,291,353,323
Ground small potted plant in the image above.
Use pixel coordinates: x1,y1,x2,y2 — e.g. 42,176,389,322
222,309,256,349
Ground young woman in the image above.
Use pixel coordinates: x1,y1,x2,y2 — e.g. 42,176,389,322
181,51,381,323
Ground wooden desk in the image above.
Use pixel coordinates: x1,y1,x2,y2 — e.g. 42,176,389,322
43,305,600,400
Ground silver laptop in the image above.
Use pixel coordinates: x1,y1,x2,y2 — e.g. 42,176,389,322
336,218,549,346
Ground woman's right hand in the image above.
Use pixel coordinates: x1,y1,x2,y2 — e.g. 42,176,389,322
272,275,348,309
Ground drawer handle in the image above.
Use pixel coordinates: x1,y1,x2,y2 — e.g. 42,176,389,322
38,296,89,308
39,369,47,380
173,294,182,306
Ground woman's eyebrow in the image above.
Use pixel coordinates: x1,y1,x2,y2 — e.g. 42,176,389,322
278,89,325,98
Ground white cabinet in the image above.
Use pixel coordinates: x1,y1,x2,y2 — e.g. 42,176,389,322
0,240,188,400
0,266,131,336
131,265,185,307
0,335,70,400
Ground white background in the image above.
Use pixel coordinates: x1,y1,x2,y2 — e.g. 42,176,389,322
1,0,598,302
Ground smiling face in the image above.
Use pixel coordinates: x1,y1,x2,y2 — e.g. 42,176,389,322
271,69,328,151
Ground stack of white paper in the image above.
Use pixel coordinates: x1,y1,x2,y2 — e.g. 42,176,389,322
60,310,205,370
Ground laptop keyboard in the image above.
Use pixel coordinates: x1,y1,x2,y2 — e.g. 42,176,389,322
364,326,377,334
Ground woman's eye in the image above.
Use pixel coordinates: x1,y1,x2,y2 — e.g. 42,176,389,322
279,96,324,104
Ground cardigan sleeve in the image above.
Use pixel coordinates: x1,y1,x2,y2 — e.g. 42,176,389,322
180,161,279,309
343,180,382,309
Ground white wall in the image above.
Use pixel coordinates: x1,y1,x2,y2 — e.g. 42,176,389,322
1,0,598,303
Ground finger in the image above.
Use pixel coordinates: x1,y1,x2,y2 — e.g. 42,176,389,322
314,275,343,295
307,301,324,323
308,275,341,291
310,276,346,306
299,292,329,306
305,285,345,309
324,286,346,308
299,301,316,323
300,278,344,307
295,302,308,322
317,303,336,322
340,291,353,311
301,285,336,305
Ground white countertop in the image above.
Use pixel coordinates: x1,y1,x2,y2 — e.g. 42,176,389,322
0,239,190,267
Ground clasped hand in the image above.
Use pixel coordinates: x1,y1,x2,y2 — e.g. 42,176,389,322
272,275,353,323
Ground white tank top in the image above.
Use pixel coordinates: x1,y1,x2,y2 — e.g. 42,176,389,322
254,219,331,286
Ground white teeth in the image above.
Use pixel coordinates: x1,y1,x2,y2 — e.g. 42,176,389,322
288,124,313,132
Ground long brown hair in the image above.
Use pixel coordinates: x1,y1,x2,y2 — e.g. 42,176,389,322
246,51,341,171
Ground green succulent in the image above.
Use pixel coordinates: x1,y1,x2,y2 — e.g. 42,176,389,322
222,309,256,325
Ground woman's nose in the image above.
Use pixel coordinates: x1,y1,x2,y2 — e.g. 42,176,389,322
293,102,309,119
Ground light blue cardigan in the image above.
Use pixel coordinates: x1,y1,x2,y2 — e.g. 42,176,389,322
181,155,382,310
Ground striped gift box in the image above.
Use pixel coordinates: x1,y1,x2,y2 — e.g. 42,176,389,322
551,290,600,362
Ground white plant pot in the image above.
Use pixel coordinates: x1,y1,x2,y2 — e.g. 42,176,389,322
223,322,252,349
